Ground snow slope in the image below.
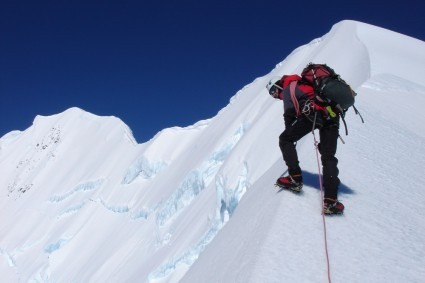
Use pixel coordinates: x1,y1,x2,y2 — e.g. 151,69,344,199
1,20,425,283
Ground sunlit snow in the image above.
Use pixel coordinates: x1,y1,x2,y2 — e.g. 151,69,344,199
1,20,424,283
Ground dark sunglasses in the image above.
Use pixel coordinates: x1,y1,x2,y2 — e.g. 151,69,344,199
269,84,282,98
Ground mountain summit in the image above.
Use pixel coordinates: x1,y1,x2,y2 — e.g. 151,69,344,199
1,20,425,283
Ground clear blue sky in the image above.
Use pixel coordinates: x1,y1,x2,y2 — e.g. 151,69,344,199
1,0,423,143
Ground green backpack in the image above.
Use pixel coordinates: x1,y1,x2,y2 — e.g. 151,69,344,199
301,63,363,134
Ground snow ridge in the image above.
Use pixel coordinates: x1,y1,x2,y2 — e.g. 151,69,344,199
1,20,425,283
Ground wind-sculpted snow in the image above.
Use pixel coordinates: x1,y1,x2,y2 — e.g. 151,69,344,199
99,198,130,213
148,220,223,282
217,162,250,223
0,248,15,267
156,124,246,227
156,171,204,227
130,207,150,220
0,130,22,144
1,20,425,283
57,201,87,218
149,128,251,281
48,179,104,203
362,74,425,93
149,164,251,282
122,156,168,184
44,238,71,254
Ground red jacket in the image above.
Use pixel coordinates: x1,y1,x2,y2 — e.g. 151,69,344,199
278,74,327,115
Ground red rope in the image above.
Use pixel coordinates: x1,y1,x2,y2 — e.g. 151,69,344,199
312,131,332,283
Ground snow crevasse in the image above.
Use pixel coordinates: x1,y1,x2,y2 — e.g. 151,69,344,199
155,124,247,227
148,125,251,282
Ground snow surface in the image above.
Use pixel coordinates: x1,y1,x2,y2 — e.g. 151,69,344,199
1,20,425,283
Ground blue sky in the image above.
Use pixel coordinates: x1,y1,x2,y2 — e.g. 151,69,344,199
1,0,423,143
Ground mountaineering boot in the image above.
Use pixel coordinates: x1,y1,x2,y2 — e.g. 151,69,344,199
275,174,303,192
323,198,344,215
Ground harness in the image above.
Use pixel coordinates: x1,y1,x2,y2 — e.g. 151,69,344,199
288,80,364,136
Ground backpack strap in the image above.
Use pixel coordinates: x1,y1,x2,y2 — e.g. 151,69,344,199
353,105,365,123
340,112,349,136
289,81,301,117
